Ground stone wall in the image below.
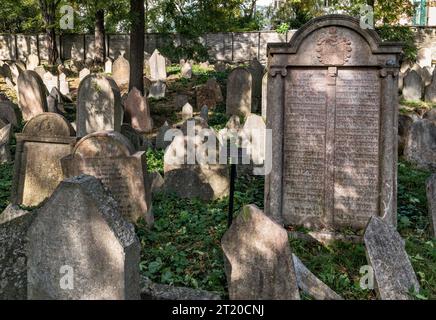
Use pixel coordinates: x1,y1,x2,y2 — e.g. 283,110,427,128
0,28,435,64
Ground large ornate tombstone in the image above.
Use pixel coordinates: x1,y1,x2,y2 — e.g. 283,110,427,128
61,131,153,225
11,113,76,207
265,15,402,232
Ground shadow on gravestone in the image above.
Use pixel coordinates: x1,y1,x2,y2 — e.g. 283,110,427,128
61,130,153,225
17,70,48,121
221,205,300,300
27,175,141,300
11,113,76,208
364,216,420,300
226,67,252,118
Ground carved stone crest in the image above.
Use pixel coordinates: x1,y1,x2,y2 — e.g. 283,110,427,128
316,27,352,65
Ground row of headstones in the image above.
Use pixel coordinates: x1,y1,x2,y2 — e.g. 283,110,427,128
401,61,436,102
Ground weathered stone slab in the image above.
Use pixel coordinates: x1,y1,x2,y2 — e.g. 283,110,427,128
292,254,343,300
417,48,432,68
163,119,229,200
241,114,266,167
221,205,300,300
17,70,48,121
398,114,414,156
0,209,32,300
149,49,167,81
175,94,189,110
426,174,436,238
112,54,130,87
424,69,436,102
105,58,113,74
124,87,153,133
265,15,401,231
43,71,59,94
200,105,208,122
26,54,39,71
148,81,166,99
364,216,420,300
181,62,192,79
76,74,122,137
0,124,11,164
196,78,223,110
226,67,252,117
11,113,76,207
404,119,436,171
59,72,70,96
403,70,423,101
181,103,193,121
156,121,171,150
27,175,141,300
248,59,264,113
423,108,436,122
78,68,90,81
121,124,146,151
261,72,268,118
61,131,153,225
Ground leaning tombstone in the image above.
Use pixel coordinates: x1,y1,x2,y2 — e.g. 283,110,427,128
76,74,122,137
112,54,130,87
11,113,76,207
226,67,252,117
264,15,402,233
149,49,167,81
0,206,32,300
403,70,423,101
124,87,153,133
364,216,420,300
61,131,153,225
427,174,436,238
27,175,141,300
17,70,48,121
221,205,300,300
0,124,11,164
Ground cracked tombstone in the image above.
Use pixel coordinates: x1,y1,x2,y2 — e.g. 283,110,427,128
27,175,141,300
17,70,48,121
221,205,300,300
76,74,122,137
61,131,153,225
364,216,420,300
11,113,76,207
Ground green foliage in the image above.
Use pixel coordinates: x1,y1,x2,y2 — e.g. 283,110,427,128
146,148,164,175
377,25,417,61
0,163,13,212
276,22,290,34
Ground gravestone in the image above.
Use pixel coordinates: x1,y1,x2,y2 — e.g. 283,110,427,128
404,119,436,171
242,114,266,170
148,81,166,99
0,124,11,164
61,131,153,225
181,103,193,121
417,47,432,68
403,70,423,101
27,175,141,300
149,49,167,81
11,113,76,207
221,205,300,300
423,108,436,122
0,101,19,127
124,87,153,133
175,94,189,110
248,59,264,113
43,71,59,93
427,175,436,238
17,70,48,121
76,74,122,137
0,207,32,300
398,114,414,156
226,67,252,117
164,118,229,200
200,105,209,122
59,72,70,96
261,73,268,118
422,66,433,86
121,124,146,151
196,79,223,110
265,15,402,231
364,216,420,300
424,69,436,102
181,62,192,79
79,68,90,81
156,121,171,150
226,115,242,131
26,54,39,71
112,54,130,87
105,58,113,74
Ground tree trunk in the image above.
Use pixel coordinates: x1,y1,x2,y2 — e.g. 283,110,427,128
39,0,60,65
129,0,145,94
95,9,106,65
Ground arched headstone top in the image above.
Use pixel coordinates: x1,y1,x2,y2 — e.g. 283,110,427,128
22,112,75,138
72,130,135,158
268,15,403,69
